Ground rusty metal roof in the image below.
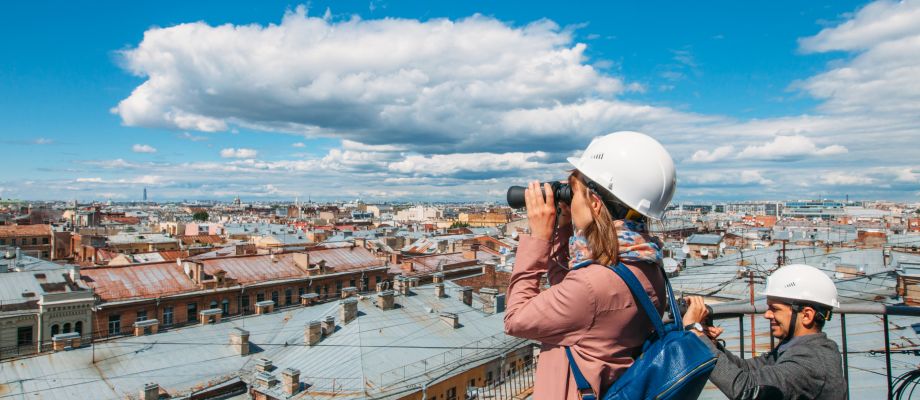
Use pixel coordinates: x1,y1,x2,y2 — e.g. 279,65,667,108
82,261,198,301
0,224,51,238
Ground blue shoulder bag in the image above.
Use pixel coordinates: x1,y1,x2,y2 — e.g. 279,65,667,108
565,263,716,400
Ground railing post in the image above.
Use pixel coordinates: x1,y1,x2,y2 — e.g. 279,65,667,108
739,315,745,359
883,314,892,399
840,313,849,400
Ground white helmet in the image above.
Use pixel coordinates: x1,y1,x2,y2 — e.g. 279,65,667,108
763,264,839,308
567,131,676,219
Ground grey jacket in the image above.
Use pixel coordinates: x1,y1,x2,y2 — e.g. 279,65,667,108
701,332,846,400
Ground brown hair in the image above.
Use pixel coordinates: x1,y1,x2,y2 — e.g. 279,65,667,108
569,170,619,266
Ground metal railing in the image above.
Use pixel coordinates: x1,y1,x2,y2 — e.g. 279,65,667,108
469,357,536,399
709,302,920,400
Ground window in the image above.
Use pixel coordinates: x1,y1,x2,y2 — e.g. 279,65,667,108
108,314,121,335
375,275,382,284
42,251,48,258
75,321,83,335
0,239,5,245
31,238,37,245
42,238,48,245
363,275,369,290
63,323,72,333
446,386,457,400
221,299,230,316
256,292,265,302
284,289,292,305
298,287,304,298
210,300,218,310
17,326,33,347
314,286,321,295
486,371,493,385
271,291,279,305
51,324,60,336
187,303,197,322
163,307,174,326
349,278,356,288
336,281,343,296
136,310,147,322
241,295,250,311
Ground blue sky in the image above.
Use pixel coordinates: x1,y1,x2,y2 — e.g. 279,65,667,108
1,0,919,203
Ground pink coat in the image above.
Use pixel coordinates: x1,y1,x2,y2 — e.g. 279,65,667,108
504,232,665,400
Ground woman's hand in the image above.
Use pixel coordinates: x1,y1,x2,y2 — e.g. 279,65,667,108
525,181,557,242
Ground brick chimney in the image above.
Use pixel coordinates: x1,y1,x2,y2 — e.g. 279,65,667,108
460,286,473,306
480,288,499,314
482,262,496,286
377,290,395,310
463,244,480,260
322,315,335,336
341,286,357,299
339,298,358,324
435,283,445,298
432,272,444,284
282,368,301,396
140,383,159,400
439,312,459,329
255,358,273,373
401,261,414,272
306,321,322,345
230,328,249,356
389,253,402,265
293,252,310,270
300,292,319,306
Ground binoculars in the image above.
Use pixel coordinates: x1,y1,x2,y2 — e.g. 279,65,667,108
506,182,573,209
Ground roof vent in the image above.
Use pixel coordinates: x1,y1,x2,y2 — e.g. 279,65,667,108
22,290,35,298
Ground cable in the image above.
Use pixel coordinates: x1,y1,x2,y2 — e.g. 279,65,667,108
893,368,920,400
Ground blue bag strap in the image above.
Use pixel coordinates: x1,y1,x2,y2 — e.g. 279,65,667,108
565,346,597,400
610,262,680,335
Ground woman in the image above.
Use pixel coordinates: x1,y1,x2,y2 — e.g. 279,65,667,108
504,131,677,399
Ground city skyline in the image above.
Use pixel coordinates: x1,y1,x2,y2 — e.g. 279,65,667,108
2,1,919,202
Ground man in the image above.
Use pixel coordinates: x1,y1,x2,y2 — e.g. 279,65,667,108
683,264,846,400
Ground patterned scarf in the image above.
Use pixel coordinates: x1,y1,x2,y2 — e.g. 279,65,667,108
568,219,663,269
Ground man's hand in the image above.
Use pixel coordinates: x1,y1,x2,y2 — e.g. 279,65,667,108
525,181,557,241
683,296,710,326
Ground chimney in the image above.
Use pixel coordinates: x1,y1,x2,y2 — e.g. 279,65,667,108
398,277,411,296
140,383,159,400
439,312,459,329
375,281,388,292
495,293,506,313
435,283,445,298
322,315,335,336
341,286,357,299
255,372,279,389
306,321,322,345
69,265,81,283
482,262,496,285
377,290,395,310
293,252,310,270
460,286,473,306
282,368,301,396
255,358,273,373
401,261,414,272
409,277,419,288
480,288,499,313
230,328,250,356
389,253,402,265
300,292,319,306
432,272,444,284
339,298,358,324
463,244,479,260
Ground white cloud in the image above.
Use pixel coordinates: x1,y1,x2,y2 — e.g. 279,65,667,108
34,138,53,145
736,135,847,161
388,151,547,176
178,132,209,142
112,8,628,152
132,144,157,153
291,142,306,148
688,145,735,163
76,177,104,183
220,148,258,158
823,171,876,186
799,1,920,52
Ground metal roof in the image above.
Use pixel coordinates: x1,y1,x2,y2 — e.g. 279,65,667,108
687,234,723,246
0,281,520,399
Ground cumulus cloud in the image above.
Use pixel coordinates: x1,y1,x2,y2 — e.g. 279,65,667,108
736,135,847,161
388,151,548,176
822,171,876,186
112,7,639,153
796,0,920,117
132,144,157,153
688,145,735,163
220,148,258,158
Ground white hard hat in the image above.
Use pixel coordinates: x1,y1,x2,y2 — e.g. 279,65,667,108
763,264,840,308
567,131,676,219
